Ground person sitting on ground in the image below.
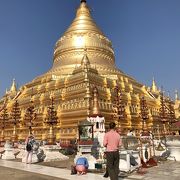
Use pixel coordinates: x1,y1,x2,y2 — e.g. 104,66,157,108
75,155,89,175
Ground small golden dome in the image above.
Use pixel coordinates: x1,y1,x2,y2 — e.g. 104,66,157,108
51,0,116,75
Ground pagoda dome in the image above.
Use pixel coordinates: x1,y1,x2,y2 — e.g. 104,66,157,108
51,0,116,75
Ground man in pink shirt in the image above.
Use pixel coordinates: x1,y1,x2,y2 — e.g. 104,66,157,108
103,122,121,180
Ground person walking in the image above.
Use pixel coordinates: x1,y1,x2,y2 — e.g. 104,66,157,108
25,134,35,164
103,122,121,180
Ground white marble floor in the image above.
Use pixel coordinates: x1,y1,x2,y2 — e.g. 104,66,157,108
0,159,105,180
1,159,180,180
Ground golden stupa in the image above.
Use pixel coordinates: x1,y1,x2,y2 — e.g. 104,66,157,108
0,0,177,142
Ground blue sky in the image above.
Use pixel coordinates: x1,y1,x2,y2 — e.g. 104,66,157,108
0,0,180,98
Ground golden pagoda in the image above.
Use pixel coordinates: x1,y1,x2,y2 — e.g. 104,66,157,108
0,0,176,142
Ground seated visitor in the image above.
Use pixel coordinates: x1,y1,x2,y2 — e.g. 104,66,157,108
75,156,89,175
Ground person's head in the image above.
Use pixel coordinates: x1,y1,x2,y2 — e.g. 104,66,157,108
116,127,122,134
109,122,116,129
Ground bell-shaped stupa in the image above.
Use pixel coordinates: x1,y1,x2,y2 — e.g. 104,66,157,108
49,0,117,75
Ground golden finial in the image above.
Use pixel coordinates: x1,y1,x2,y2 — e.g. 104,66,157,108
81,48,90,67
175,90,179,101
5,88,8,94
81,0,86,3
151,77,158,92
10,78,17,92
92,86,100,115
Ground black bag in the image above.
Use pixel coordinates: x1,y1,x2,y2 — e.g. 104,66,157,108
71,165,77,175
130,155,138,166
26,142,32,151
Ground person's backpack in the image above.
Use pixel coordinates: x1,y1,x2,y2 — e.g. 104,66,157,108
26,142,32,152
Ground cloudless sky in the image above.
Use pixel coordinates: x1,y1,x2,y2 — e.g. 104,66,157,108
0,0,180,98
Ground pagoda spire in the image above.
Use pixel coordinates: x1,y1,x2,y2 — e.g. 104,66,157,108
10,78,17,92
81,48,90,68
151,77,158,93
175,90,179,101
81,0,86,3
5,88,8,94
92,86,100,115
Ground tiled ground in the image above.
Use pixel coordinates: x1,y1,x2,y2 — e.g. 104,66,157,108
0,159,180,180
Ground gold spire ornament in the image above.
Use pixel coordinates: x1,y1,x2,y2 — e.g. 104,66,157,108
151,77,158,93
175,90,179,101
81,49,90,68
92,86,100,115
10,79,17,92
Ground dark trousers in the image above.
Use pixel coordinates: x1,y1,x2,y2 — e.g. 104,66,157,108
106,151,119,180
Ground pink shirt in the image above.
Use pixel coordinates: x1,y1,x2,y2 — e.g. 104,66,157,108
103,130,121,152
